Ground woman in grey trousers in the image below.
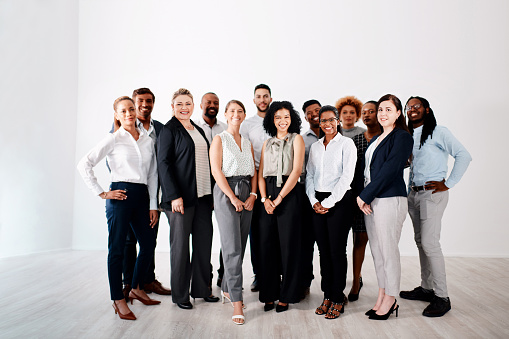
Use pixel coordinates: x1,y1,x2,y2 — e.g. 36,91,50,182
210,100,257,325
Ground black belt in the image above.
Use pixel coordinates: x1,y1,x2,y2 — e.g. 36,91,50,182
411,185,427,192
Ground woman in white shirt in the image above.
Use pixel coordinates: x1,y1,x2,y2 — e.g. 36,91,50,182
77,96,160,321
306,105,357,319
210,100,257,325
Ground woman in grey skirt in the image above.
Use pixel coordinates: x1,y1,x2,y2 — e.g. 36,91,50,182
210,100,257,325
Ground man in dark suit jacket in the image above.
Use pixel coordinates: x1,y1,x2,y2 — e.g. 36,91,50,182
121,88,171,299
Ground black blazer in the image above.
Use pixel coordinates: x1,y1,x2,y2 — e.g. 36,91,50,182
359,128,413,205
157,116,212,209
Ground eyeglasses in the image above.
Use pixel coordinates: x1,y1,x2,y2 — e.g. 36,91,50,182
405,104,422,112
319,118,338,124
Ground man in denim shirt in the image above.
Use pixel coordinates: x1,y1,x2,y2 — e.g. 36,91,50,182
400,96,472,317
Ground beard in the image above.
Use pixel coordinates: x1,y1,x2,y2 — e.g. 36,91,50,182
204,108,218,120
410,116,425,126
256,104,268,113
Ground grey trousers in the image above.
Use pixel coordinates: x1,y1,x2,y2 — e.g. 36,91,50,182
365,196,407,297
213,177,252,302
164,195,213,303
408,190,449,298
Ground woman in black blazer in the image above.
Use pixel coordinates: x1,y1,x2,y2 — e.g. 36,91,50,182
157,88,218,310
357,94,413,320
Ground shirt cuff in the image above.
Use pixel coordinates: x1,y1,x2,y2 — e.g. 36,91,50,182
321,196,336,209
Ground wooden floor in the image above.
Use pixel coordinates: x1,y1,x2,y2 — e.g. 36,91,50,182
0,251,508,339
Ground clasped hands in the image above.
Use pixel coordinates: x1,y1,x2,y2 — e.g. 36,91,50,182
231,195,256,212
313,202,329,214
264,195,283,214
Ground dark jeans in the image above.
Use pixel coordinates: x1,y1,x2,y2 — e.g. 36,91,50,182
313,190,354,303
106,182,156,301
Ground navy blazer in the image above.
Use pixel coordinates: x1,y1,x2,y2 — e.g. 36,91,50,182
359,128,413,205
157,116,212,209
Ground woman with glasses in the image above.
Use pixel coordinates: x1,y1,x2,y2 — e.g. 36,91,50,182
257,101,305,313
306,105,357,319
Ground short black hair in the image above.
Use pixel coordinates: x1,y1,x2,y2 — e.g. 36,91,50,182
263,101,301,137
254,84,271,95
365,100,377,106
302,99,321,113
132,88,155,102
318,105,342,138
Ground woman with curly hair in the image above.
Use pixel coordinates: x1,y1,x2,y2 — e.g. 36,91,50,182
335,96,366,138
257,101,305,313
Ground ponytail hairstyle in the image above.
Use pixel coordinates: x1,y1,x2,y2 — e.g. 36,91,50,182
113,96,134,132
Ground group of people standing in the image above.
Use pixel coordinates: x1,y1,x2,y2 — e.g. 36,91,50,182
77,84,471,325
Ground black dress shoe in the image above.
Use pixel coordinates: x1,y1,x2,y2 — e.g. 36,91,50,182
369,300,399,320
423,296,451,317
400,286,435,302
365,309,376,316
251,277,259,292
176,301,193,310
276,303,289,313
264,303,275,312
204,295,220,302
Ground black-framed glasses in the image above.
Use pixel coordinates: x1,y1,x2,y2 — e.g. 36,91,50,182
319,117,338,124
405,104,422,112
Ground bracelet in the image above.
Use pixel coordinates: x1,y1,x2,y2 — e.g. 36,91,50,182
250,192,258,198
102,192,107,199
278,194,284,200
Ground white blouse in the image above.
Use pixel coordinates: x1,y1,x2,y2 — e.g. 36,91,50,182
305,133,357,209
77,127,158,209
364,139,379,187
219,131,255,177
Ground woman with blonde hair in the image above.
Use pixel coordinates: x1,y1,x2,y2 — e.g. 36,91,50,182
157,88,218,310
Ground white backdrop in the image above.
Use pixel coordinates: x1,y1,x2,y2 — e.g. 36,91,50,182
1,0,508,258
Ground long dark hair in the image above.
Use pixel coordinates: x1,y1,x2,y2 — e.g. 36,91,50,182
377,94,409,133
406,96,437,149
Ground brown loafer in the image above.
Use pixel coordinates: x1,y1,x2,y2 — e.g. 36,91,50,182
144,279,171,295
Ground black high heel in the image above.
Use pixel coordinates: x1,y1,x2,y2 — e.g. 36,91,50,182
369,300,399,320
348,277,363,302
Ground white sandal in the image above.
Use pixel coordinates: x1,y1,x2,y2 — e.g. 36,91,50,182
232,314,245,325
221,291,247,309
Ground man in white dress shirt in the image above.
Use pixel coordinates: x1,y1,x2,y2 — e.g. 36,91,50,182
193,92,227,287
239,84,273,291
195,92,227,144
122,88,171,299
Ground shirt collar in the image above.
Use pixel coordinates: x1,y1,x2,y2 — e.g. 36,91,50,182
199,115,218,128
318,132,342,145
305,129,319,138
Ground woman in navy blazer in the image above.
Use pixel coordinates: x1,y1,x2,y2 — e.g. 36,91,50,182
357,94,413,320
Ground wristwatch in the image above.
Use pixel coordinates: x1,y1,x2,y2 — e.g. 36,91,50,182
261,197,267,203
